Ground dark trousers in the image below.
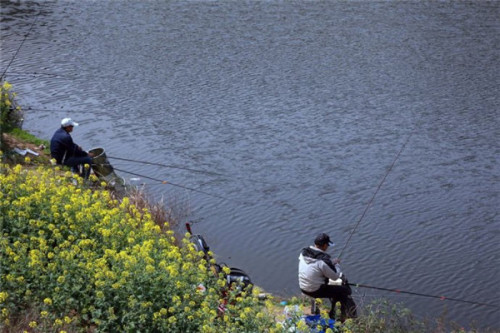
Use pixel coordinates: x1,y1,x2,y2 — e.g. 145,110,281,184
302,284,357,321
64,155,93,179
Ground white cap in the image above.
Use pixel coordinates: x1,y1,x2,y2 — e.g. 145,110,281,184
61,117,79,127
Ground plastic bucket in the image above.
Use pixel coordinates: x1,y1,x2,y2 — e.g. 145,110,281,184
89,147,114,178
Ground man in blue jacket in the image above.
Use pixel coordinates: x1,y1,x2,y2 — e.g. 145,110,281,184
50,118,94,178
298,233,357,321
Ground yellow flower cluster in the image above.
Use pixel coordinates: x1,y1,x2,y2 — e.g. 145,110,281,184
1,81,22,130
1,81,13,107
0,163,276,332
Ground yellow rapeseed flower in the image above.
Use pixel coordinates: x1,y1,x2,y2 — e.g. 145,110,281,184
297,319,309,331
2,81,12,89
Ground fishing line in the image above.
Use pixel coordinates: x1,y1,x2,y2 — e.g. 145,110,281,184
22,106,115,114
108,155,302,187
338,125,417,259
335,121,498,311
112,166,244,204
1,6,44,81
3,71,76,80
349,282,499,308
108,156,225,177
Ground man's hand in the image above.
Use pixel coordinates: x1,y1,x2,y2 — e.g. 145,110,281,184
340,274,348,285
331,258,341,265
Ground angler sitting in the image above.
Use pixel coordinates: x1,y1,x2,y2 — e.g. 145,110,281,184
298,233,357,322
50,118,94,179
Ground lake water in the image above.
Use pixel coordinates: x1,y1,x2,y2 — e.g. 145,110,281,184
1,0,499,329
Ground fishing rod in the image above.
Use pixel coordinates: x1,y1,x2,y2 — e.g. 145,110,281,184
338,124,417,258
109,156,225,177
108,155,302,187
22,106,117,114
349,282,500,308
112,166,243,203
1,6,44,81
22,107,77,113
2,71,76,80
332,124,499,310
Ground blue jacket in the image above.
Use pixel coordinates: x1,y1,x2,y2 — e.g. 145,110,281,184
50,127,86,164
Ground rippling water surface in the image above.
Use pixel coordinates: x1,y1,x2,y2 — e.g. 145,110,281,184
1,0,499,328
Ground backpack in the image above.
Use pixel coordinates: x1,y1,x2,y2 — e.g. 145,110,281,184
225,266,253,292
186,223,252,292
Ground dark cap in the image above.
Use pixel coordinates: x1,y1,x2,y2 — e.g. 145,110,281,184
314,233,334,246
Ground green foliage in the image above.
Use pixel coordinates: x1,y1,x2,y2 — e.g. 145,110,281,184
0,163,276,332
341,300,425,333
8,128,49,149
0,81,23,134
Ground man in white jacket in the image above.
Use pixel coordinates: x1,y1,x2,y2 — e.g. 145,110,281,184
298,233,357,321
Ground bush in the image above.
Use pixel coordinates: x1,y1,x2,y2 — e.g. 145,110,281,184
0,81,23,134
0,162,276,332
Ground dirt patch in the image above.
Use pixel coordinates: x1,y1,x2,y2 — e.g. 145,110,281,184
1,133,50,164
2,133,46,152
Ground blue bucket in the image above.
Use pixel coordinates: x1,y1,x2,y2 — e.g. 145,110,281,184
304,315,335,333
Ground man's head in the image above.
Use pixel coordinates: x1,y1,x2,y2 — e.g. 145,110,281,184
61,118,79,132
314,233,334,250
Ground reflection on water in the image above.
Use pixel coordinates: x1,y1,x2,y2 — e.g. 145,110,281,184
1,0,499,328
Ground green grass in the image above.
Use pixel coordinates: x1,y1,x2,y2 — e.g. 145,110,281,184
8,127,50,149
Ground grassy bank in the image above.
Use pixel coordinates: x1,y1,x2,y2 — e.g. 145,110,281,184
0,160,279,332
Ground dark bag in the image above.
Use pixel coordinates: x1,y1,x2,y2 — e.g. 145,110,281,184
186,226,252,292
226,267,252,292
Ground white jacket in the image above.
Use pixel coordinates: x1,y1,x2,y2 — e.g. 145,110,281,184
298,246,342,292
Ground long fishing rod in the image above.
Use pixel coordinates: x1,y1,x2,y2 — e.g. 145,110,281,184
109,156,225,177
335,123,499,311
3,71,76,80
349,282,500,308
112,166,241,203
338,125,417,258
108,155,300,187
1,6,44,80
